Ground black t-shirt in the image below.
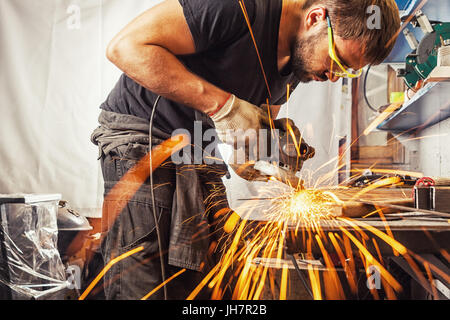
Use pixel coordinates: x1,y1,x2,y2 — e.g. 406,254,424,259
101,0,297,135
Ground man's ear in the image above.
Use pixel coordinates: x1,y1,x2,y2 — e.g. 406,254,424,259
304,6,327,31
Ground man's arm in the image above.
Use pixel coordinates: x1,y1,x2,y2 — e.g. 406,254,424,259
106,0,229,114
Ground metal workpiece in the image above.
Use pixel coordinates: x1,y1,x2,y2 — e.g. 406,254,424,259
431,187,450,213
284,216,450,256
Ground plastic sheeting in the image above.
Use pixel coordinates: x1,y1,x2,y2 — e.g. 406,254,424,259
0,195,67,300
0,0,161,217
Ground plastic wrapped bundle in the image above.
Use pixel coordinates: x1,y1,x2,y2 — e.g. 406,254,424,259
0,194,68,300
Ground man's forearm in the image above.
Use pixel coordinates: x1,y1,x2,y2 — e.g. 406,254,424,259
107,43,229,115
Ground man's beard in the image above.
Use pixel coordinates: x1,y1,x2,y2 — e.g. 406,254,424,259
290,31,327,83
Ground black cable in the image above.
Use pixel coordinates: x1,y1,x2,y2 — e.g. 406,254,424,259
149,95,168,300
289,255,314,299
363,64,379,113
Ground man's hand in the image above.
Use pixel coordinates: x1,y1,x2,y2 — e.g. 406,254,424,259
210,95,271,145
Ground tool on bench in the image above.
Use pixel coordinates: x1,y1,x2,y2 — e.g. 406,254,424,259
229,120,316,189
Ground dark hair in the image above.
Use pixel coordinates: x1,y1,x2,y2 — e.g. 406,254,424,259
302,0,401,65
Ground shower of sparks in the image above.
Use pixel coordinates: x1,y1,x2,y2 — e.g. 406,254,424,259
182,92,450,300
268,189,338,226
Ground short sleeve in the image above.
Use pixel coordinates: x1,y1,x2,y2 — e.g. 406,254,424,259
178,0,256,52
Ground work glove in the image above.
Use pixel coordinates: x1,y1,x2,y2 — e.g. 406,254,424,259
210,95,271,147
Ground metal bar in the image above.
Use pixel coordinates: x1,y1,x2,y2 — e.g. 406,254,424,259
289,254,314,299
238,198,450,218
238,198,276,201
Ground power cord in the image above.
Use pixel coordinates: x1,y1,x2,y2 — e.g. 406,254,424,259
363,64,379,113
149,95,168,300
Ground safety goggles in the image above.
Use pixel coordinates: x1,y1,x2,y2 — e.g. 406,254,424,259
327,15,363,78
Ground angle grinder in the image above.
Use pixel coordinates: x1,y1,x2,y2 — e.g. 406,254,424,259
228,118,316,189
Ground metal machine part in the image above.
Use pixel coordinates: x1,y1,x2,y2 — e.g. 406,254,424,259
57,200,92,232
415,10,435,34
427,42,450,82
417,32,437,65
397,11,450,89
253,161,303,188
404,28,419,50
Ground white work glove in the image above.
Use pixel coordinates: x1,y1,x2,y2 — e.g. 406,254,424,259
210,95,271,146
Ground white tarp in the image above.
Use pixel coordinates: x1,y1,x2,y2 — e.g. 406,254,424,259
0,0,161,217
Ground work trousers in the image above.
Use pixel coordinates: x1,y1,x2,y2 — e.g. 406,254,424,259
99,142,213,300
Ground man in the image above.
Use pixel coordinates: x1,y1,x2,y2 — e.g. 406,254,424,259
91,0,400,300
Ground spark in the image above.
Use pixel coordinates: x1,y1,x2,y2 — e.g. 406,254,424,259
350,176,403,200
79,246,144,300
141,269,187,300
279,264,289,300
188,173,449,300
